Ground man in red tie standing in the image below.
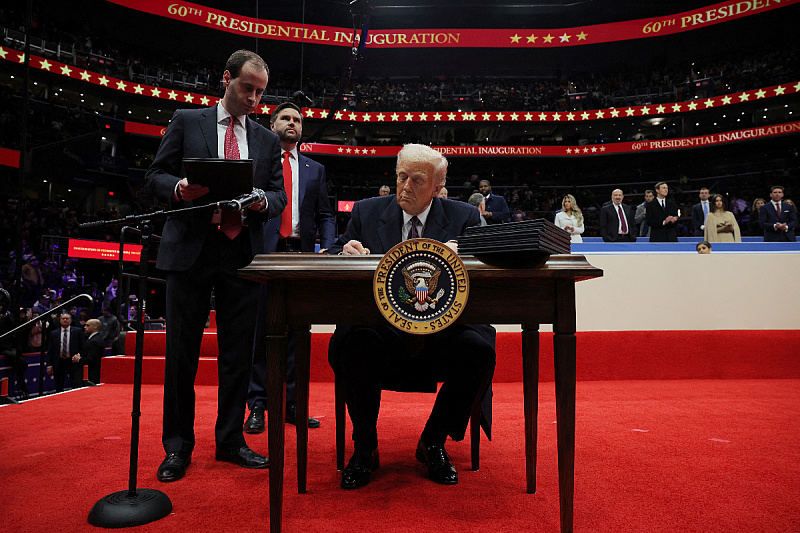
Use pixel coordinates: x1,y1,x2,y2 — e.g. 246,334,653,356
145,50,286,483
600,189,637,242
244,102,336,433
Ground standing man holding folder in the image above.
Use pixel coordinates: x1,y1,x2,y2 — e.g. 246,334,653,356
146,49,286,482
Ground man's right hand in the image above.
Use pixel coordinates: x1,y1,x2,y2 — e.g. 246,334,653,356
341,240,370,255
175,178,209,201
47,365,53,376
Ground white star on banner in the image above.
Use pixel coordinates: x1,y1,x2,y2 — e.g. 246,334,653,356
793,82,800,91
99,76,109,86
625,108,635,116
419,113,428,121
304,108,315,117
591,147,597,152
600,146,606,152
116,80,127,91
17,53,25,63
345,148,352,153
405,113,414,121
739,92,750,101
524,113,533,120
672,103,682,112
433,113,442,121
80,71,91,81
376,113,385,121
371,149,376,154
168,91,177,100
151,88,161,97
595,110,605,119
363,113,371,121
583,147,589,153
482,113,491,121
448,113,456,120
538,113,547,120
335,111,343,120
391,113,399,121
320,110,329,118
60,65,72,76
0,47,7,59
200,97,210,105
40,59,52,70
552,113,561,120
496,112,505,121
774,86,785,95
260,105,269,114
755,89,766,98
566,148,572,154
349,112,357,120
641,107,650,115
134,85,144,94
560,33,571,42
184,93,194,102
510,113,519,121
567,113,575,121
462,112,472,121
704,99,715,108
656,105,666,114
337,147,344,153
581,112,590,120
610,109,620,117
687,101,698,110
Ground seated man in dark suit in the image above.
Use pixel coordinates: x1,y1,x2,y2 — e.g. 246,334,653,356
759,185,797,242
327,144,496,489
72,318,104,384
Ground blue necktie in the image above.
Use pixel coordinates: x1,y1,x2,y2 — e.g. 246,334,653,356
408,216,420,239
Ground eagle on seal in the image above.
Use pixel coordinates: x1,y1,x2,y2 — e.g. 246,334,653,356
402,266,441,306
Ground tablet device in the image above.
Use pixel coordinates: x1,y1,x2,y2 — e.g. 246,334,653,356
182,158,253,203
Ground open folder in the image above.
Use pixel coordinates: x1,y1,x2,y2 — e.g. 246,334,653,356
182,158,253,204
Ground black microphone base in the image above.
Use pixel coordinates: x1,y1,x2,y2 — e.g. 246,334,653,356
88,488,172,528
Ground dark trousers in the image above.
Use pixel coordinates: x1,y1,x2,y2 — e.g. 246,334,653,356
162,228,258,454
53,356,81,392
334,324,496,451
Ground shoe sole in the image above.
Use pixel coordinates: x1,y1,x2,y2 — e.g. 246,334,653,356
243,426,265,434
215,452,269,469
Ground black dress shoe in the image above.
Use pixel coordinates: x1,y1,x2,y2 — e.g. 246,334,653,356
157,452,191,482
215,445,269,469
244,406,266,434
341,448,379,490
286,403,321,428
415,440,458,485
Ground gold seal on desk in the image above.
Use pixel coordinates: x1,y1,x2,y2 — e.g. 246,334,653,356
373,238,469,335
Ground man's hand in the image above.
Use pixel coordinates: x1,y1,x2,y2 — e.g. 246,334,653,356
664,215,678,224
175,178,209,201
341,240,370,255
72,354,81,363
482,211,492,218
444,240,458,254
47,365,53,377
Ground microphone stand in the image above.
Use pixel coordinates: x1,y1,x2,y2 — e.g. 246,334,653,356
84,200,229,528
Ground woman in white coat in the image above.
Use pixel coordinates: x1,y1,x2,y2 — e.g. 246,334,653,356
554,194,585,243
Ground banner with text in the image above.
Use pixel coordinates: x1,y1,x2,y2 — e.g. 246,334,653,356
107,0,798,48
68,239,142,262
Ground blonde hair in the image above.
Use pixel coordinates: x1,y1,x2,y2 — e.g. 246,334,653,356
396,144,448,186
562,194,583,226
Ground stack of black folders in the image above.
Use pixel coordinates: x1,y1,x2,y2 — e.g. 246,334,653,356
457,219,571,268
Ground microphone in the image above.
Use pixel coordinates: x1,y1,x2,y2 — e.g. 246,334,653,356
227,188,266,211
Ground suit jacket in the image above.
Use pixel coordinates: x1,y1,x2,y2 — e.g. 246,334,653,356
264,154,336,252
79,332,105,382
691,202,709,236
634,201,650,237
646,198,680,242
759,202,798,242
483,193,510,224
327,196,495,434
145,105,287,271
48,326,84,366
599,203,637,242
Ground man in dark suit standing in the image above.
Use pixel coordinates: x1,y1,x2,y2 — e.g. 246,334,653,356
327,144,496,490
691,188,711,237
478,180,509,224
47,312,85,392
646,181,680,242
145,50,287,482
244,102,336,433
599,189,637,242
72,318,104,384
759,185,797,242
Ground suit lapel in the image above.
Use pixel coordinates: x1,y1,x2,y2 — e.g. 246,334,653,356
377,200,404,251
246,118,261,176
297,155,309,210
422,198,450,242
199,105,219,157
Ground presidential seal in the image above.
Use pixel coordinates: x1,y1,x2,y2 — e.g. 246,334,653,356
373,238,469,335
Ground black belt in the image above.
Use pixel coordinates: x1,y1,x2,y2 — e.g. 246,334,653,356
276,237,302,252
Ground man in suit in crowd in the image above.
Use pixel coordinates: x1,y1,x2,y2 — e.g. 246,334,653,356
600,189,637,242
47,312,85,392
378,185,391,196
759,185,797,242
244,102,336,433
635,189,654,238
691,187,711,237
72,318,104,384
327,144,496,490
646,181,680,242
478,179,509,224
145,49,287,482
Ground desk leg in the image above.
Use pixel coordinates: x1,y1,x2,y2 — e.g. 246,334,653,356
266,281,288,533
554,280,576,533
522,323,540,494
294,325,311,494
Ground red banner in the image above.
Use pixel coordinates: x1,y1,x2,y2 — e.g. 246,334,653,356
299,121,800,157
68,239,142,262
3,46,797,125
106,0,799,48
0,146,19,168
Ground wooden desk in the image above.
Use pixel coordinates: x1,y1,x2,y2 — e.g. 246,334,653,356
240,253,602,533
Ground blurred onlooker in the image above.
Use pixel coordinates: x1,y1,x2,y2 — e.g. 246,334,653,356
696,241,712,254
467,192,488,226
748,198,766,237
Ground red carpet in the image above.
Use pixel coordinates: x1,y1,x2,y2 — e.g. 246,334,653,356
2,380,799,532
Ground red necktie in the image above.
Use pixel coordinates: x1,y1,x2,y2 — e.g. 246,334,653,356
220,117,242,239
776,203,781,218
618,205,628,234
279,152,293,238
